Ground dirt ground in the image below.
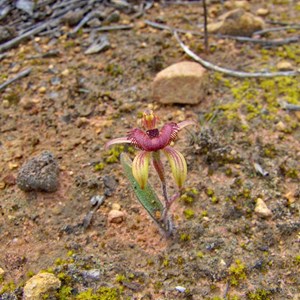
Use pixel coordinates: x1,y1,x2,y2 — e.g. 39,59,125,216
0,1,300,299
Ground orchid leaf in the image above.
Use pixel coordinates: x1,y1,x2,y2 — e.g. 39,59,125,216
120,153,164,226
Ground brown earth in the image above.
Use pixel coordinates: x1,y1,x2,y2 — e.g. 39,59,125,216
0,1,300,299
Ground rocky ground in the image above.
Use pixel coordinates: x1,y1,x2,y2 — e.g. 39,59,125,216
0,0,299,299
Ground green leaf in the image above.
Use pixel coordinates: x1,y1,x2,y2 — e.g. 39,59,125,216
120,153,164,226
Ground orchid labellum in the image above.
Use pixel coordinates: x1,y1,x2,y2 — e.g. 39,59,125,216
106,110,193,189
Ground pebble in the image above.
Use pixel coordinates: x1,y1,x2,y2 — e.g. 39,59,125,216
61,10,84,26
17,151,59,192
276,61,293,71
0,267,5,277
23,272,61,300
275,121,286,132
208,9,265,37
254,198,272,218
112,203,121,211
82,269,101,281
0,25,16,43
256,8,270,17
152,61,208,105
2,99,10,108
61,69,70,76
108,209,125,224
38,86,46,94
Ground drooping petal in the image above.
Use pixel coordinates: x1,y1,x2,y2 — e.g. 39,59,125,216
162,146,187,188
105,137,132,150
132,151,151,189
177,120,195,131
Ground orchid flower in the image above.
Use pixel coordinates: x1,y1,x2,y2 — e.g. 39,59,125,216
105,110,194,190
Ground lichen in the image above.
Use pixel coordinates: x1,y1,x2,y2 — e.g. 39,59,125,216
229,259,247,286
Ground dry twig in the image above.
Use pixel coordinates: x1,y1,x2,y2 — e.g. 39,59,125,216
0,68,32,92
174,31,299,78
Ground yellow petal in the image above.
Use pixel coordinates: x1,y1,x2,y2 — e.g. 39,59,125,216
132,151,151,189
163,146,187,188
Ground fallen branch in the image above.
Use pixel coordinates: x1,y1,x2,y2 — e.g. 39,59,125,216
0,67,32,92
278,99,300,111
0,20,58,53
174,31,299,78
84,24,133,33
254,25,300,36
216,34,300,47
145,20,299,47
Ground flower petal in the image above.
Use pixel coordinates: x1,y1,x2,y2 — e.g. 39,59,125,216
163,146,187,188
105,137,132,150
177,120,195,131
132,151,151,189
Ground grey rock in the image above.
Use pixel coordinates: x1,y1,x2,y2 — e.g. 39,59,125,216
0,26,16,43
82,269,101,281
17,151,59,192
61,10,84,26
16,0,34,15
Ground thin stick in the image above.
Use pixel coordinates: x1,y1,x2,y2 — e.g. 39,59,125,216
174,31,299,78
202,0,208,53
0,68,32,92
216,34,300,47
278,100,300,111
84,24,133,33
0,22,53,53
254,25,300,36
145,20,299,47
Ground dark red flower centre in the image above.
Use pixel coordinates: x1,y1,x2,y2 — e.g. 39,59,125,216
146,128,159,139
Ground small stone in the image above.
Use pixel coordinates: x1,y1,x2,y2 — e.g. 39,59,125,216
38,86,46,94
152,61,209,105
61,69,70,76
61,10,84,26
19,96,38,110
23,272,61,300
17,151,59,192
108,210,125,224
276,61,293,71
254,198,272,218
111,203,121,211
8,162,19,170
0,26,17,43
256,8,270,17
208,9,265,37
82,269,101,280
0,267,5,277
0,182,5,189
2,99,10,108
275,121,286,132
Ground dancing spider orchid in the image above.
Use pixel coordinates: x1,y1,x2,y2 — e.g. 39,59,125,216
105,110,194,190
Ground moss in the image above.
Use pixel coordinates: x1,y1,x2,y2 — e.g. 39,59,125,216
196,251,204,258
229,259,247,286
294,254,300,264
104,145,125,164
211,195,218,204
247,289,271,300
105,64,123,77
0,281,16,295
57,285,72,300
180,187,199,204
76,287,120,300
162,258,169,267
206,188,214,197
5,91,21,105
94,162,105,171
115,274,126,283
180,233,191,242
183,208,195,219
